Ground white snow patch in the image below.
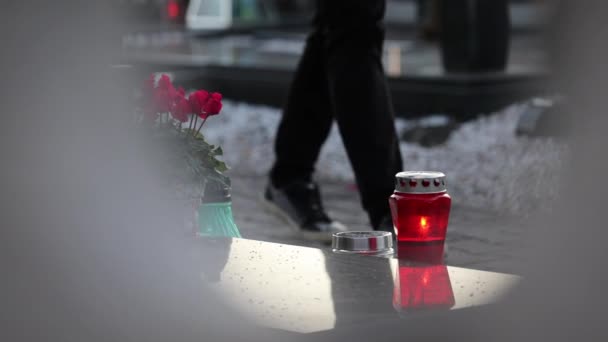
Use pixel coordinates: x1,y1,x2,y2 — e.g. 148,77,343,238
202,101,567,214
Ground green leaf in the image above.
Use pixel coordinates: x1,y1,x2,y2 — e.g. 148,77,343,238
148,124,230,187
215,161,229,173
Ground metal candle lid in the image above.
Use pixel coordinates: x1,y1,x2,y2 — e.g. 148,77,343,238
332,231,394,256
395,171,447,194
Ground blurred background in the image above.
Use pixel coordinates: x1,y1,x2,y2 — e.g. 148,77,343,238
117,0,563,274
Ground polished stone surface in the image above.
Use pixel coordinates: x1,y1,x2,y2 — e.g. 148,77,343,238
198,238,519,334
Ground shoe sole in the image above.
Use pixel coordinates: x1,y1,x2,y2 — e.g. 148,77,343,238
258,193,334,242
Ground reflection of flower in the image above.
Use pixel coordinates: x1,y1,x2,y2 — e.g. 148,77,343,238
172,96,191,123
153,74,178,113
157,74,173,90
176,86,186,98
153,88,174,113
143,74,155,95
199,238,233,282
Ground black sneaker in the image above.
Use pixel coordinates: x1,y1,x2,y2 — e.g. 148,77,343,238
262,181,347,241
374,215,396,239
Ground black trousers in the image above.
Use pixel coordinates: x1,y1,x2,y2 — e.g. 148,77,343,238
270,0,403,228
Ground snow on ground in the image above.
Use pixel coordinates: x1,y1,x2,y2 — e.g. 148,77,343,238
203,101,567,215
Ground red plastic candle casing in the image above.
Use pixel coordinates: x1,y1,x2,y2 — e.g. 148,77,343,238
389,171,451,242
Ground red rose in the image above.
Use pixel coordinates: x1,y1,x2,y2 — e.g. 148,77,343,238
211,92,222,101
188,90,210,118
172,96,191,123
203,92,223,115
203,99,222,115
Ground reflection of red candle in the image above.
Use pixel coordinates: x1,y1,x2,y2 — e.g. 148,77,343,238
397,242,445,264
393,261,455,312
389,172,451,242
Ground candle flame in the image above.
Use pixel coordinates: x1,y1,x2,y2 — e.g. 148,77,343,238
420,216,429,231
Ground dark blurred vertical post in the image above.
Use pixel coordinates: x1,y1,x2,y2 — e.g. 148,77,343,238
439,0,510,72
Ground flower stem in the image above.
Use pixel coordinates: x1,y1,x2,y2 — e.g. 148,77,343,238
192,116,199,136
188,114,194,133
196,117,207,136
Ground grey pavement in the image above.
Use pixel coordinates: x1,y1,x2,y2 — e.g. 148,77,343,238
230,174,526,274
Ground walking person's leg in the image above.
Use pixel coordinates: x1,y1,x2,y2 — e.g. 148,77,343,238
265,3,347,240
270,29,332,187
322,0,403,229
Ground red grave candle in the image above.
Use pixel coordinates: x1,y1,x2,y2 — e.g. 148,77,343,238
389,171,451,243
